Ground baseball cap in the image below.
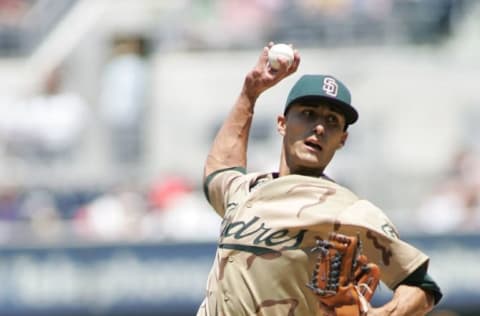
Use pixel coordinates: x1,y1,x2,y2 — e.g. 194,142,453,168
285,74,359,125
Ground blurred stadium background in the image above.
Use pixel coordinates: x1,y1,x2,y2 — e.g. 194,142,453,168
0,0,479,315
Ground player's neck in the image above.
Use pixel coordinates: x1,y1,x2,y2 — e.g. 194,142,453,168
284,168,325,178
278,158,325,178
278,148,327,178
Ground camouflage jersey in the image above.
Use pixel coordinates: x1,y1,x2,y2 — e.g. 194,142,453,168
197,169,429,316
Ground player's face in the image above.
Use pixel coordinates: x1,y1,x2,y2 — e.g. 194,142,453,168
277,103,348,176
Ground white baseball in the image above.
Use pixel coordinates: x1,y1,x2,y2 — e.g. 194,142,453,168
268,43,294,70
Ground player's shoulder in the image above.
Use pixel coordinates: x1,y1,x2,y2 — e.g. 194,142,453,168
343,199,390,220
210,168,272,186
261,174,360,207
204,167,273,194
348,199,383,212
342,199,400,239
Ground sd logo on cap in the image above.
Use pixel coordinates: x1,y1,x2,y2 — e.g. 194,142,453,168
285,74,358,125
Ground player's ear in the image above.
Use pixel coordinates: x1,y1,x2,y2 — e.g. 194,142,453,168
338,132,348,149
277,115,286,136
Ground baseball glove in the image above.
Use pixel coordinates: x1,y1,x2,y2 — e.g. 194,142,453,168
307,232,380,316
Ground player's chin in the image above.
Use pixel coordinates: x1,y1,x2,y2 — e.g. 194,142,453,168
295,155,325,171
298,151,323,164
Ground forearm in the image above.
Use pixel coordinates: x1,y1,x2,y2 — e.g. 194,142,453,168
370,285,434,316
204,90,256,178
203,43,300,179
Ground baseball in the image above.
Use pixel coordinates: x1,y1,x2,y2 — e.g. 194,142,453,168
268,43,294,70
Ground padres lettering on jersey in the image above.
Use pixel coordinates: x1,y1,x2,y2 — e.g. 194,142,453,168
197,170,429,316
220,215,307,254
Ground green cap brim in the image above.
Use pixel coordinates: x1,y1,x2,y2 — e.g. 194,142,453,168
285,95,359,125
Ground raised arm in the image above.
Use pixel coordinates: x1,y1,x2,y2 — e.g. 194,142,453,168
203,43,300,179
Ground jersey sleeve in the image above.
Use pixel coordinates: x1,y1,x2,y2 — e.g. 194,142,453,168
203,167,247,217
398,263,443,305
338,200,430,290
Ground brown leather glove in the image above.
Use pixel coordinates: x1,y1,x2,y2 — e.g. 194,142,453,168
307,232,380,316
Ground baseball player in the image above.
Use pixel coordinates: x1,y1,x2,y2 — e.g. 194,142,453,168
197,43,442,315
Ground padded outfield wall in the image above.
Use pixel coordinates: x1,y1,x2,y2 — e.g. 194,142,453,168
0,235,476,315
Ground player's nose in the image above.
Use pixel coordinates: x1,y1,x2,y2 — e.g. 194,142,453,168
313,122,325,136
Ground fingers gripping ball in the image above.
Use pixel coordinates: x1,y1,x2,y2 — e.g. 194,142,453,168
268,43,294,70
307,233,380,316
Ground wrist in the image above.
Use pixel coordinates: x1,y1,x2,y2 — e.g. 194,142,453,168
239,88,257,113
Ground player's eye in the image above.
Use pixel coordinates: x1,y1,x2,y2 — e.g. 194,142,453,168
301,109,314,117
326,114,340,126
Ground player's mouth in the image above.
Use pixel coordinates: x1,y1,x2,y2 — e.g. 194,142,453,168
304,140,322,152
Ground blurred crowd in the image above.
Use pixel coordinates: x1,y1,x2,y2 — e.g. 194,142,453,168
174,0,462,50
0,31,222,245
0,0,466,55
417,148,480,234
0,175,222,244
0,146,476,245
0,67,89,162
0,0,477,245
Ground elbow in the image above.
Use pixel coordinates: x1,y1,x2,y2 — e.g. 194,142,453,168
204,156,218,181
204,163,219,182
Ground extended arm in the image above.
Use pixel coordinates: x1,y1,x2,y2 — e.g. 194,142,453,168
318,285,434,316
368,261,441,316
368,285,434,316
203,44,300,179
